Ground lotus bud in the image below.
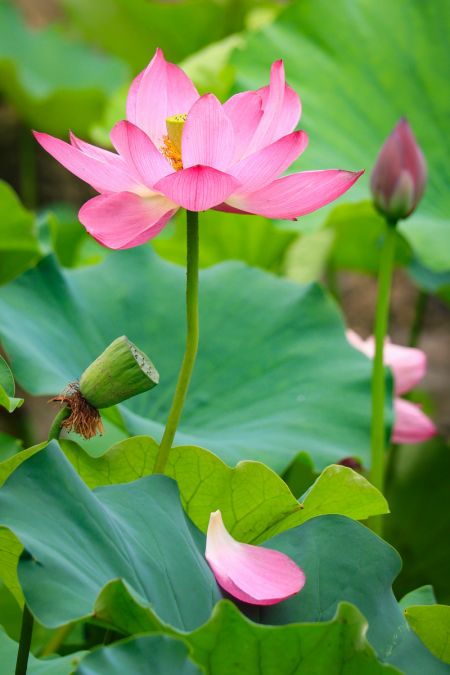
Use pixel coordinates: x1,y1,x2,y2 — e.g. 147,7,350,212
51,336,159,439
370,118,427,222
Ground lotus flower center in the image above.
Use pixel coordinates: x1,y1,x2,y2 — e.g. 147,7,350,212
162,114,186,171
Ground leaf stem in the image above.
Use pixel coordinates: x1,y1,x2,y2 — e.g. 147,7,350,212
15,605,34,675
154,210,199,474
47,406,70,441
369,223,397,535
39,624,73,658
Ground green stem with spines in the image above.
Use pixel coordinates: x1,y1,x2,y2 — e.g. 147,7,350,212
369,222,397,535
154,210,199,474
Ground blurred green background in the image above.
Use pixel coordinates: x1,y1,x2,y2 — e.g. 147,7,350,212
0,0,449,608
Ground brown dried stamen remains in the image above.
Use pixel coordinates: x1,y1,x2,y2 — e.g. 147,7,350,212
50,382,104,440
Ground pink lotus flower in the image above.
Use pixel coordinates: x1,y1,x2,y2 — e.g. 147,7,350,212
205,510,305,605
34,48,363,249
371,118,427,222
346,329,437,444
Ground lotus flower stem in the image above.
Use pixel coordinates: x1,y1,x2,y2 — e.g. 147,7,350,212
154,210,199,474
369,223,397,534
15,604,33,675
47,405,71,441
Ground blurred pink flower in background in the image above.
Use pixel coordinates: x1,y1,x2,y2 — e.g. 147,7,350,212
347,329,437,444
34,48,362,249
370,118,427,222
205,510,305,605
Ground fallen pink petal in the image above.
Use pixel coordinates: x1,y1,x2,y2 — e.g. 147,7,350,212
34,47,363,249
205,510,305,606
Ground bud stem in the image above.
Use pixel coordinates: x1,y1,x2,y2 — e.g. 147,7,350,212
369,223,397,535
154,210,199,474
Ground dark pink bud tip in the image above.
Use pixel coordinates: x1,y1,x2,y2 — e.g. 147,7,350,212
370,118,427,222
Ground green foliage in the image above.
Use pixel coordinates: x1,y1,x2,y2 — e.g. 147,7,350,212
0,626,84,674
0,356,23,413
385,438,450,603
0,248,389,472
233,0,450,271
404,605,450,664
325,203,412,275
62,437,387,543
0,445,444,673
0,181,41,287
154,209,297,272
76,634,202,675
0,443,220,630
399,586,437,609
0,2,128,135
187,602,400,675
60,0,253,71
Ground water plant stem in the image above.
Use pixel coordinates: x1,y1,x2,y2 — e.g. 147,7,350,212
369,223,397,535
15,604,33,675
47,406,70,441
154,210,199,474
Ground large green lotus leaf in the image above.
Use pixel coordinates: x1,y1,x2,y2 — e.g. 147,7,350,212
399,586,436,610
256,517,447,675
0,3,128,135
76,634,202,675
0,626,84,675
62,436,387,543
0,443,47,604
79,601,399,675
186,601,399,675
385,437,450,603
404,605,450,665
0,181,41,287
154,209,297,273
0,443,220,630
233,0,450,271
0,247,384,472
60,0,251,71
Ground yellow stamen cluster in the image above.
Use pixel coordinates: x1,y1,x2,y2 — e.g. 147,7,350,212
161,135,183,171
161,113,187,171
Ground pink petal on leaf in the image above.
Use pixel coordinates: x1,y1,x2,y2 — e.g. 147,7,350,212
34,131,137,194
223,91,263,162
79,191,177,249
127,48,199,146
393,398,437,444
154,165,239,212
205,510,305,606
230,130,308,193
227,169,363,219
111,121,173,188
182,94,235,171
